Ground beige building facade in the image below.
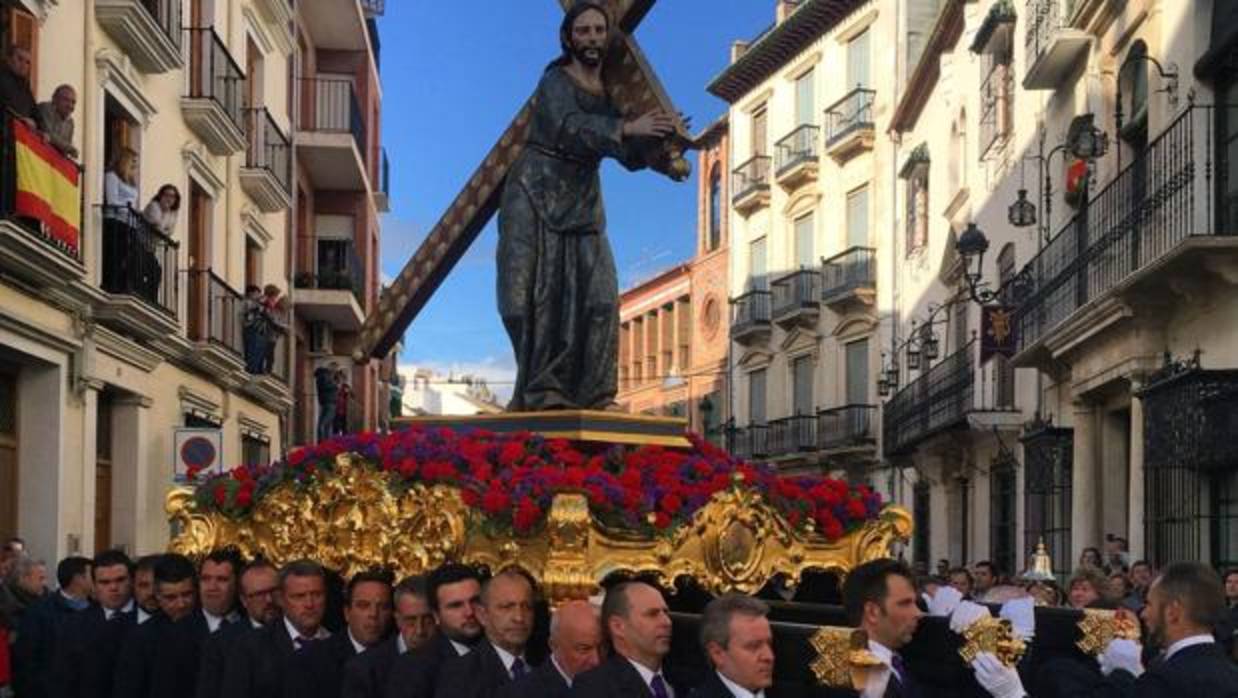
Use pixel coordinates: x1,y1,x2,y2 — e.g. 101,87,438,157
0,0,386,563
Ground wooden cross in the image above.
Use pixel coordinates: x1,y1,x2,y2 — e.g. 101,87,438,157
353,0,692,362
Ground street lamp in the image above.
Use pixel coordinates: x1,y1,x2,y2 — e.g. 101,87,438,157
956,222,991,302
1008,188,1037,228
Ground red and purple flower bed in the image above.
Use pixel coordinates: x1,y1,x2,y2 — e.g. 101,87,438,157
190,427,884,542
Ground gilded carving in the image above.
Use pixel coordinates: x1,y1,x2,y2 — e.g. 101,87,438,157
1076,608,1141,656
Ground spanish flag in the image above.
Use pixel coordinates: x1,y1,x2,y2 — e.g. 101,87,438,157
12,116,80,254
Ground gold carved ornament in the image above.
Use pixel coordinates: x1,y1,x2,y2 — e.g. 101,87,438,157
1076,609,1142,656
167,454,913,603
809,627,883,689
957,616,1027,667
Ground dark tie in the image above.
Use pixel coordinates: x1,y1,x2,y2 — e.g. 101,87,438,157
650,673,670,698
510,657,528,679
891,654,919,698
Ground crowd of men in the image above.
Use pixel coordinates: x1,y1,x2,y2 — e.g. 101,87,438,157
0,535,1234,698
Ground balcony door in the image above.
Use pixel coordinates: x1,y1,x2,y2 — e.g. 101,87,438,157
188,0,215,97
748,368,767,424
845,338,868,404
1220,77,1238,232
0,369,16,542
847,29,870,90
751,108,767,157
795,68,815,127
186,181,212,341
846,186,869,249
748,236,767,290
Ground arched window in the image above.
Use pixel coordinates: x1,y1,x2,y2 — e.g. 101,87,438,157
708,164,722,251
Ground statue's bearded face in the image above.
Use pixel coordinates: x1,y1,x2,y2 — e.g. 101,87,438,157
569,8,608,68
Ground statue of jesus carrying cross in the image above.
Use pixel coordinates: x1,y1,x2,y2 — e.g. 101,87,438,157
355,0,693,413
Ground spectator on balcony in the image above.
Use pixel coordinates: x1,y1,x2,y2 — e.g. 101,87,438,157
142,184,180,237
315,362,340,442
334,374,352,436
35,85,76,159
102,148,140,293
242,286,266,374
0,45,39,130
260,286,288,374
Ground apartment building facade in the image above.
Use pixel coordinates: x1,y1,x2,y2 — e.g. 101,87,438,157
0,0,386,561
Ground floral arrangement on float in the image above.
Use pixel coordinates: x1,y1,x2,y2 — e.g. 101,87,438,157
169,427,911,602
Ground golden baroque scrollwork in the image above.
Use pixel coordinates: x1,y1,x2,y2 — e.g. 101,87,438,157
809,626,882,689
167,454,913,602
1076,609,1141,656
957,616,1027,667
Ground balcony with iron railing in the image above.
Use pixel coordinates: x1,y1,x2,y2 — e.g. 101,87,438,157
184,269,246,376
771,268,820,329
979,63,1013,158
298,76,370,191
820,246,876,310
818,404,877,452
374,147,391,212
883,339,975,457
731,155,771,215
1022,0,1089,90
1011,104,1234,367
730,290,772,345
182,27,247,155
769,415,817,456
95,205,180,340
824,87,876,162
96,0,183,73
240,107,291,212
730,423,770,460
294,238,367,331
774,124,819,190
0,116,86,289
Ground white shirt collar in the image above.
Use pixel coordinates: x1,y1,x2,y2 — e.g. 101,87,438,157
137,608,151,624
450,639,472,656
283,615,330,644
868,639,909,682
250,618,263,629
1165,634,1214,660
204,609,224,633
626,657,671,696
491,642,526,677
347,628,367,655
551,655,572,687
717,671,764,698
105,599,134,620
396,633,408,655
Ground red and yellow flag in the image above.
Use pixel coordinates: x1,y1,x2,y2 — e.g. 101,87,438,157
12,117,80,254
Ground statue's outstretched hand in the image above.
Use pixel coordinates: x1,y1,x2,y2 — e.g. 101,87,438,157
624,109,677,138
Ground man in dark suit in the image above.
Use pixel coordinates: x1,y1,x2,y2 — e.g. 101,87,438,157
570,580,684,698
112,553,198,698
12,554,92,698
51,549,135,698
220,558,331,698
288,569,394,698
384,563,484,698
840,559,923,698
689,594,775,698
499,599,601,698
151,549,243,696
196,558,282,698
434,569,536,698
343,575,436,698
1095,561,1238,696
131,555,161,624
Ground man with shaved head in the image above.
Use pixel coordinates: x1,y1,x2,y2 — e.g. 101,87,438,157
500,600,602,698
570,580,685,698
434,569,536,698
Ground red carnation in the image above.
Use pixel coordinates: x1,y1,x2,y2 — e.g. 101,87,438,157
235,487,253,508
816,511,844,541
499,442,524,466
461,490,481,507
653,511,672,530
513,498,541,532
288,448,306,466
693,461,713,478
482,487,511,515
212,484,228,507
660,493,682,515
845,498,866,520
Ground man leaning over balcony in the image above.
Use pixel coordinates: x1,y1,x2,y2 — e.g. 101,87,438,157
36,85,76,159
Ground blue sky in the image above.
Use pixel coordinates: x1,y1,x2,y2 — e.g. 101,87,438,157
378,2,773,393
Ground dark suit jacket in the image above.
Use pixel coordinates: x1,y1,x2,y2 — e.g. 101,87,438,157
287,628,365,698
686,671,798,698
342,635,403,698
195,619,257,698
219,618,299,698
569,654,688,698
13,592,84,698
112,613,172,698
495,655,570,698
385,633,464,698
145,608,217,697
433,638,516,698
50,605,135,698
1109,642,1238,697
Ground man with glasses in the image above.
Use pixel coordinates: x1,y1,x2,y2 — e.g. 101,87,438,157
196,559,280,698
343,576,436,698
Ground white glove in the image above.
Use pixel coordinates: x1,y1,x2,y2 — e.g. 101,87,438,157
1097,638,1144,677
859,664,891,698
927,585,963,617
1000,597,1036,641
950,600,992,633
971,652,1027,698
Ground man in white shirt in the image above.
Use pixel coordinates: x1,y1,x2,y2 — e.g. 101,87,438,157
692,594,776,698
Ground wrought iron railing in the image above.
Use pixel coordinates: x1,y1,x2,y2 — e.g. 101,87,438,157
883,340,975,456
1021,420,1073,577
1024,0,1072,68
244,107,291,194
731,155,771,203
299,77,366,157
771,269,820,318
184,27,246,133
360,0,385,15
99,205,178,316
824,87,876,146
978,63,1012,157
379,147,390,198
295,238,367,307
140,0,182,52
820,246,876,300
730,290,771,336
1012,105,1225,353
818,404,876,449
186,269,243,357
731,423,770,459
769,415,816,455
774,124,818,175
